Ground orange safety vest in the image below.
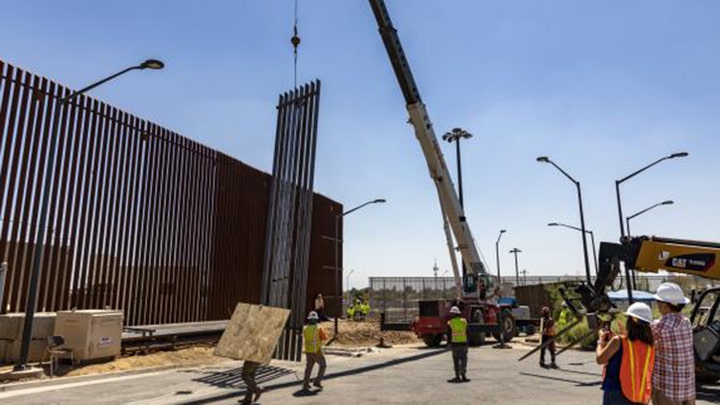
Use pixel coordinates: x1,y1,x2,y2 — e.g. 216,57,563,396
619,337,655,404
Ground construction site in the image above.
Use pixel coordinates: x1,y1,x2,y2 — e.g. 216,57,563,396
1,1,720,404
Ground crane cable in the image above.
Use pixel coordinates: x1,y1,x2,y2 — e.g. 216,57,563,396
291,0,301,89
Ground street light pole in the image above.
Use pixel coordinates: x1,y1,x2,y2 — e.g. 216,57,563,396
615,152,687,302
15,59,164,371
547,222,598,276
626,200,674,237
332,198,386,342
495,229,506,282
536,157,592,285
442,128,473,278
509,248,521,286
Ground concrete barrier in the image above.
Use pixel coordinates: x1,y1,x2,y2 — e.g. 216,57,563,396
0,312,56,364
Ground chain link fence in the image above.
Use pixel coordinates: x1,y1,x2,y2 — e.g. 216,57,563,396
369,274,709,324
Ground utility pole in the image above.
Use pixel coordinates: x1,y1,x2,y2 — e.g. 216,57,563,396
509,248,522,287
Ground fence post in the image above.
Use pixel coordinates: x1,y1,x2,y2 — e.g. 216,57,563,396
403,278,407,322
0,262,6,314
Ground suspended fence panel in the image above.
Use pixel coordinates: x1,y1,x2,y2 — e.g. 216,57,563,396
262,81,323,361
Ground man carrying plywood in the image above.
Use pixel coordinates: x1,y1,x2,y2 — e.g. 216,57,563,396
215,303,291,404
240,361,263,404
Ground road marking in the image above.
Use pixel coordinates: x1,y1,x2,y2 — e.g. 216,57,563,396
0,369,174,399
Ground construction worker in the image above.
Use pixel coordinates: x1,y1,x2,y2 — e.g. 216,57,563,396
239,360,263,404
303,311,328,391
596,302,655,405
447,306,470,382
354,298,363,321
540,306,558,369
360,299,370,320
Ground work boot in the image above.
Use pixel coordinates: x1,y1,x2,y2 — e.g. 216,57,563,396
539,362,548,369
238,397,252,404
302,383,312,391
254,387,264,401
461,374,470,382
313,380,324,390
448,376,461,383
549,363,559,369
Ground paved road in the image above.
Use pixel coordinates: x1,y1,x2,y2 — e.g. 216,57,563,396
2,343,718,404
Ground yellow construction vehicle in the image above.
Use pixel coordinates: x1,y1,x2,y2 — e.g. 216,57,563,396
529,235,720,382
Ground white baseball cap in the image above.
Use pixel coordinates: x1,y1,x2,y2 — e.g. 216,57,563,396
653,282,690,305
450,306,461,314
625,302,653,324
307,311,319,320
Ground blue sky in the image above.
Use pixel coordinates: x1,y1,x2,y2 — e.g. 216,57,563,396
2,1,719,288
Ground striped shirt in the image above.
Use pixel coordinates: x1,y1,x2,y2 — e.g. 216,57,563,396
651,312,695,401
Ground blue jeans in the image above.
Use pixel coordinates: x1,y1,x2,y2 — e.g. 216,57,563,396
603,390,633,405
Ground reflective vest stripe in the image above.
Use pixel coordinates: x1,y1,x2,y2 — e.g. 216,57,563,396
638,345,652,401
628,338,636,399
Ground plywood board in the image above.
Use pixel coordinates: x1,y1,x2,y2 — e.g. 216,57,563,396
214,303,290,364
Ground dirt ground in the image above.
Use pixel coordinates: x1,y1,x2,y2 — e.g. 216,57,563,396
0,319,414,383
0,346,227,383
322,318,419,346
61,345,226,377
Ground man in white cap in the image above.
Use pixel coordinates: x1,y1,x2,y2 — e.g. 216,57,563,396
447,305,470,382
651,282,695,405
302,310,328,391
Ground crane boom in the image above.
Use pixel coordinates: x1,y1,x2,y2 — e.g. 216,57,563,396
368,0,487,280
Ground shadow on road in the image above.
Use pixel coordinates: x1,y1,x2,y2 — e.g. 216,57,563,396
519,371,602,387
180,348,446,404
697,384,720,403
191,365,297,389
553,368,602,378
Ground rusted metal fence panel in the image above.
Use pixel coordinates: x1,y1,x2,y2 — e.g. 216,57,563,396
0,60,337,327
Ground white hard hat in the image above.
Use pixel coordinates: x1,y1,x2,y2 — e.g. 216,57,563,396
450,306,461,315
307,311,319,320
653,282,690,305
625,302,653,324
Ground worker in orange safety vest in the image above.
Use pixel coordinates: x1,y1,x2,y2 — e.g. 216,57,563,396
596,302,656,405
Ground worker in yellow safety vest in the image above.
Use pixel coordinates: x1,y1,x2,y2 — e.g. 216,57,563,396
360,300,370,319
447,306,470,383
302,311,328,392
596,302,656,405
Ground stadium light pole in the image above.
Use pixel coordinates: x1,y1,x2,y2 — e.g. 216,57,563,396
15,59,164,371
442,127,473,278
